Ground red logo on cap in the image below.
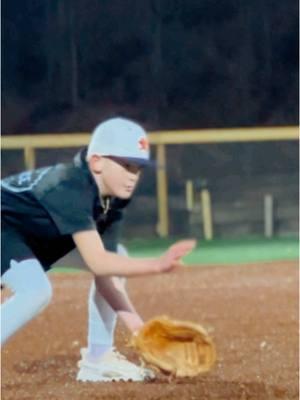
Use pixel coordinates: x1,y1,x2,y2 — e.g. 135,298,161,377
138,137,149,151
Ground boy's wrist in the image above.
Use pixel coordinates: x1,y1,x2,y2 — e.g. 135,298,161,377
117,310,144,334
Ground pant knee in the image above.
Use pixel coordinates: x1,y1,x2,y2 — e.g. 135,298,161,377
31,279,53,310
2,258,53,311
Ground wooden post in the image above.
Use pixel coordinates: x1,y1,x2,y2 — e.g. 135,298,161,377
200,189,213,240
185,180,194,211
24,147,36,170
156,144,169,237
264,194,274,238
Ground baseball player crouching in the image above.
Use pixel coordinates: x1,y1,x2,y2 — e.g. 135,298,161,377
1,118,193,382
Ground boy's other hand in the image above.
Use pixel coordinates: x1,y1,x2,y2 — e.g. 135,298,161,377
158,239,197,273
118,311,144,334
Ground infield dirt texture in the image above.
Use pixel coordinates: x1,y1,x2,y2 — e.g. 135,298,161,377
1,261,298,400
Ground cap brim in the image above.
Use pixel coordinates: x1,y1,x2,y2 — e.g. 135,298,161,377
116,157,157,168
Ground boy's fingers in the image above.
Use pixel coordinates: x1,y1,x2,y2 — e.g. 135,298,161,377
159,240,196,273
169,239,197,259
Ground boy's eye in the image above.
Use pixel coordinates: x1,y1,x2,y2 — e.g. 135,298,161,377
124,163,132,170
126,163,142,173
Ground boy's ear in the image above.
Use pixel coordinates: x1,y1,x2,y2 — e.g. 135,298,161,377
88,155,104,174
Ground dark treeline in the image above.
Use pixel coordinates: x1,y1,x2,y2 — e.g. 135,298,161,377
2,0,299,134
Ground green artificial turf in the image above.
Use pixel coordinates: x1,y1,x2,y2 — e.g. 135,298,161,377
51,236,299,272
124,236,299,265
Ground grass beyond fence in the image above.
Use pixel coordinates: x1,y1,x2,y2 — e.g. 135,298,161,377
51,236,299,272
124,236,299,265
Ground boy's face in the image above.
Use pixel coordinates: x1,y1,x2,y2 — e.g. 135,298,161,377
91,156,142,199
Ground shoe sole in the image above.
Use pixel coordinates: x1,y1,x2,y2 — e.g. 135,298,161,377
76,369,145,382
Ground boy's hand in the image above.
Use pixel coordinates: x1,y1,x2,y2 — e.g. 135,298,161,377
158,239,197,273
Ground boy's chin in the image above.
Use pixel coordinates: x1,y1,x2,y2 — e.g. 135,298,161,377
115,191,133,200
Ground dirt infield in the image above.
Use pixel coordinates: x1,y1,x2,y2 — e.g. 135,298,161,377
1,261,299,400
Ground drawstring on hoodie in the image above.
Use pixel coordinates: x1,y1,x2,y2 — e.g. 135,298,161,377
100,197,111,214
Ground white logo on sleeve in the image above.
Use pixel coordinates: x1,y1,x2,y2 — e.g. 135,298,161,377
1,167,51,193
18,171,33,185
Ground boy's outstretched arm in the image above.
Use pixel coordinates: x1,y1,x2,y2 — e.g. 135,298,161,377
95,276,144,334
72,230,196,277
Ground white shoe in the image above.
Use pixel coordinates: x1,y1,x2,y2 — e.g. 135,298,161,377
76,348,155,382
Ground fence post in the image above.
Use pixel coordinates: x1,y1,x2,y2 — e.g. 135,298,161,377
24,147,36,170
200,189,214,240
156,144,169,237
185,180,194,211
264,194,274,238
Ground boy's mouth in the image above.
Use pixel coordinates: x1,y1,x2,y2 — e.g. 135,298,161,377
125,185,134,192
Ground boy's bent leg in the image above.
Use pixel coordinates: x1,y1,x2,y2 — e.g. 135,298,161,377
77,244,154,381
87,279,116,356
86,243,129,359
1,259,52,345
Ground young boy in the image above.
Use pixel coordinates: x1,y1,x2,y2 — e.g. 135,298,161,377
1,117,195,382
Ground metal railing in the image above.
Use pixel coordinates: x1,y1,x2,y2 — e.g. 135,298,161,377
2,126,298,237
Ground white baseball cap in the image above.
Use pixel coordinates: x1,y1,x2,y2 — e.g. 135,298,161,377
87,117,153,166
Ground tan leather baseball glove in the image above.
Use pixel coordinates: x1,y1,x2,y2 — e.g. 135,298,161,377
131,315,216,378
